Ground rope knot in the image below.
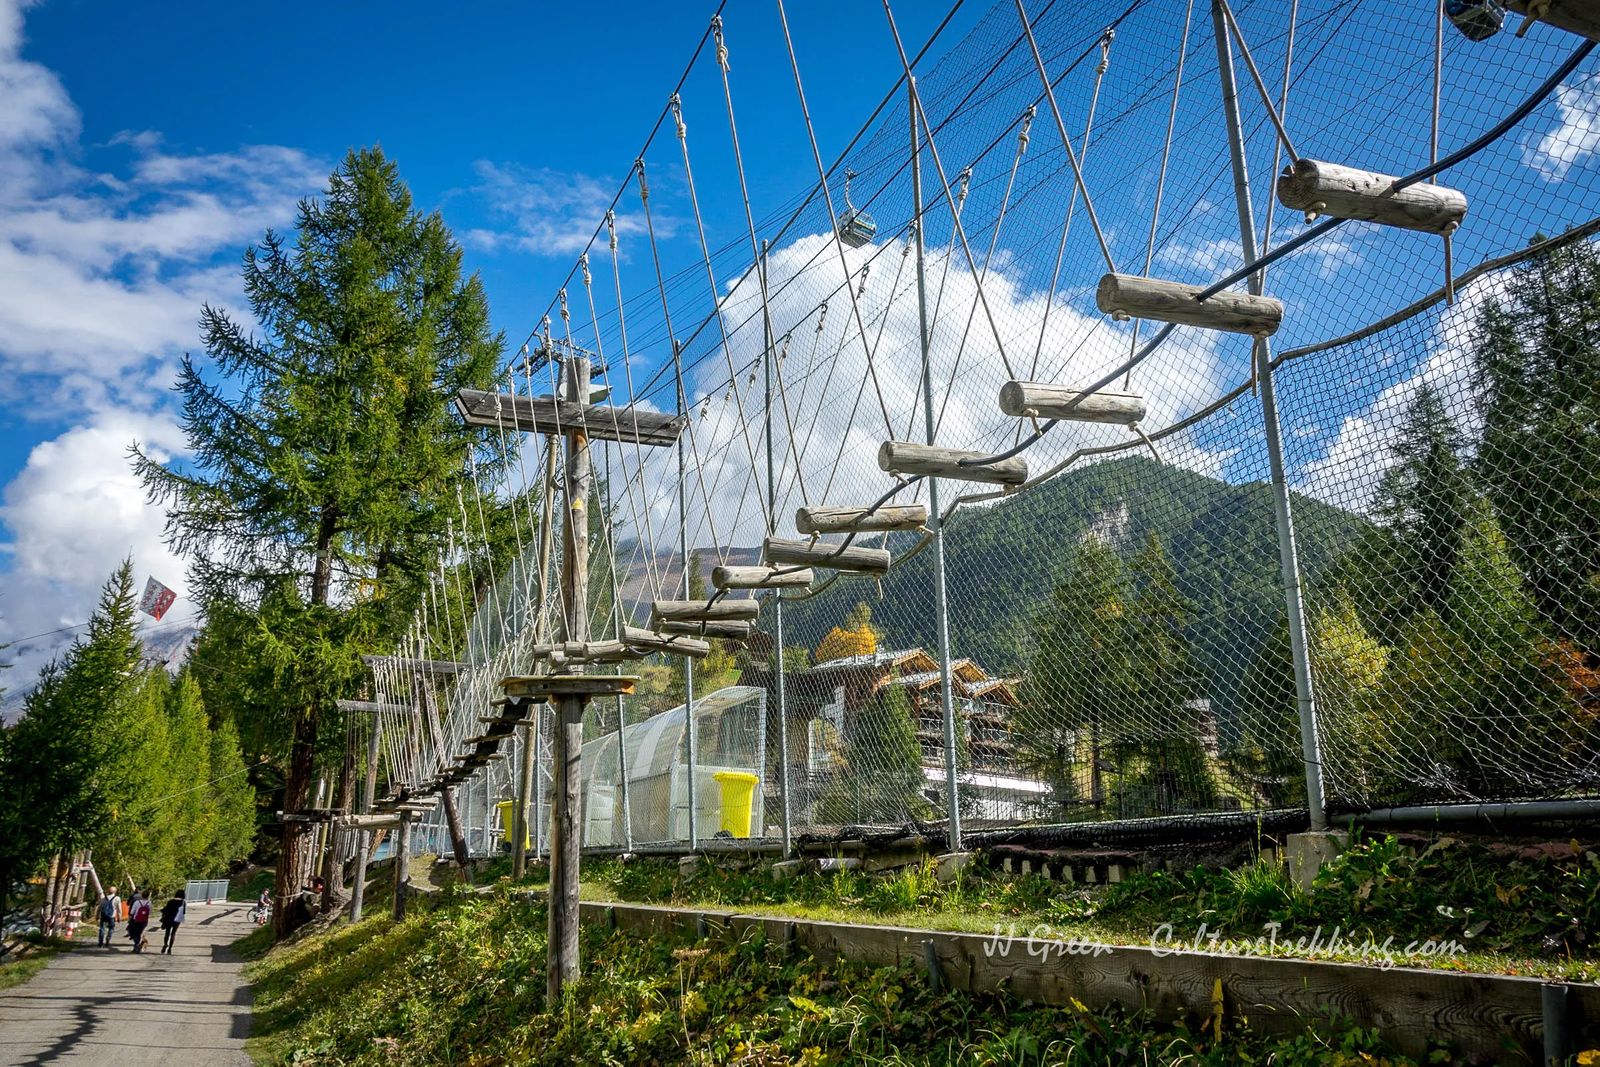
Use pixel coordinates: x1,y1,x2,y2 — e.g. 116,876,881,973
670,93,686,141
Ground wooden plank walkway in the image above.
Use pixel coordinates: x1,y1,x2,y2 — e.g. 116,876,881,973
0,902,255,1065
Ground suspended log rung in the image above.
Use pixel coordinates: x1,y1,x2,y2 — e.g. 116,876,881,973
1096,273,1283,337
650,599,761,625
711,565,814,590
658,620,754,639
763,537,891,576
878,441,1027,486
619,626,712,659
796,503,927,535
998,382,1147,425
1275,159,1467,234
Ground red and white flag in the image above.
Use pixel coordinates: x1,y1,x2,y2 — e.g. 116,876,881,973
138,576,177,621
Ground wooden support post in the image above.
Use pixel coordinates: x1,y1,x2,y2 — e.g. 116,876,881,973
1275,159,1466,233
515,435,560,881
351,712,381,922
763,537,892,576
998,381,1148,425
550,352,593,1004
392,813,411,921
421,686,472,881
878,440,1028,486
1096,273,1283,336
1506,0,1600,42
796,503,927,535
711,564,813,590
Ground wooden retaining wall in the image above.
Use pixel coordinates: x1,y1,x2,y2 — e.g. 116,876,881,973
577,899,1597,1061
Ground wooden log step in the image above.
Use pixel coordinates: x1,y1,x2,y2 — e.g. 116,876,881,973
878,441,1027,486
650,599,761,624
796,503,927,535
619,627,712,659
998,382,1147,425
763,537,891,576
659,620,754,639
712,564,814,590
1275,159,1466,234
1096,273,1282,337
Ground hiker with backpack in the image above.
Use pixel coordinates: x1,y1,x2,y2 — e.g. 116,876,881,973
158,891,186,954
96,889,121,947
126,891,152,952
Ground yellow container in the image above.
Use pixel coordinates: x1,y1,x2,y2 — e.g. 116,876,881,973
496,800,532,850
712,771,760,838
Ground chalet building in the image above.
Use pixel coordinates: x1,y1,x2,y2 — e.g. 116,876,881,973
741,645,1048,825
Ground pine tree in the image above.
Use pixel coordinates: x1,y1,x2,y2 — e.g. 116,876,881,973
1016,536,1130,814
1370,384,1471,623
1474,239,1600,657
204,712,258,875
133,148,507,935
165,672,214,876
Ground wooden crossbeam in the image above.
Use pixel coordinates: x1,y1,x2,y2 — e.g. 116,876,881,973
361,654,467,675
336,699,417,715
455,389,683,447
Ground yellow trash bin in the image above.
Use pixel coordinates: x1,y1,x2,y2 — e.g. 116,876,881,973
712,771,760,839
496,800,532,851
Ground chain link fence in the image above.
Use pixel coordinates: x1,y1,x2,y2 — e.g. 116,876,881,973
377,0,1600,856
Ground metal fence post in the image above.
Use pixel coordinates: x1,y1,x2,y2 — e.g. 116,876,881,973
911,83,963,851
761,241,794,855
1212,0,1327,829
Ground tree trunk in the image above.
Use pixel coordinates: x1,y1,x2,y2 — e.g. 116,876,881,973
273,712,317,938
274,502,338,939
39,853,60,934
322,745,356,911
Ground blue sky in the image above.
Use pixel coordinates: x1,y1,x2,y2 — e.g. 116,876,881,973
0,0,976,681
2,0,1596,692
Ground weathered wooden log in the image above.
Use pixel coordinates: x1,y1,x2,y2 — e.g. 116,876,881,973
998,382,1147,425
796,503,928,535
650,599,762,624
878,440,1027,486
621,626,712,658
1507,0,1600,42
764,537,892,576
1275,159,1466,234
454,389,684,447
659,620,754,639
1096,273,1283,336
712,565,814,590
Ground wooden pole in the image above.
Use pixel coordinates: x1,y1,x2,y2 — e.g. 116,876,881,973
421,686,472,880
548,353,593,1004
515,436,560,879
350,713,381,922
392,813,412,921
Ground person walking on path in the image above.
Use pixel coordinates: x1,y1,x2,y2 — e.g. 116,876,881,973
127,891,152,953
159,891,186,954
95,888,121,947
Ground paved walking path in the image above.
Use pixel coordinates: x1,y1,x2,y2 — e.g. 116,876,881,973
0,902,255,1065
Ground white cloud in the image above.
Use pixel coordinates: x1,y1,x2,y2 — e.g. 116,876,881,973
0,0,321,698
581,229,1239,620
463,160,677,258
1293,269,1505,511
1525,77,1600,182
0,412,197,700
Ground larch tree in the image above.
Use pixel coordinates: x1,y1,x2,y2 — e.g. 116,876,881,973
134,147,507,936
1475,238,1600,659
